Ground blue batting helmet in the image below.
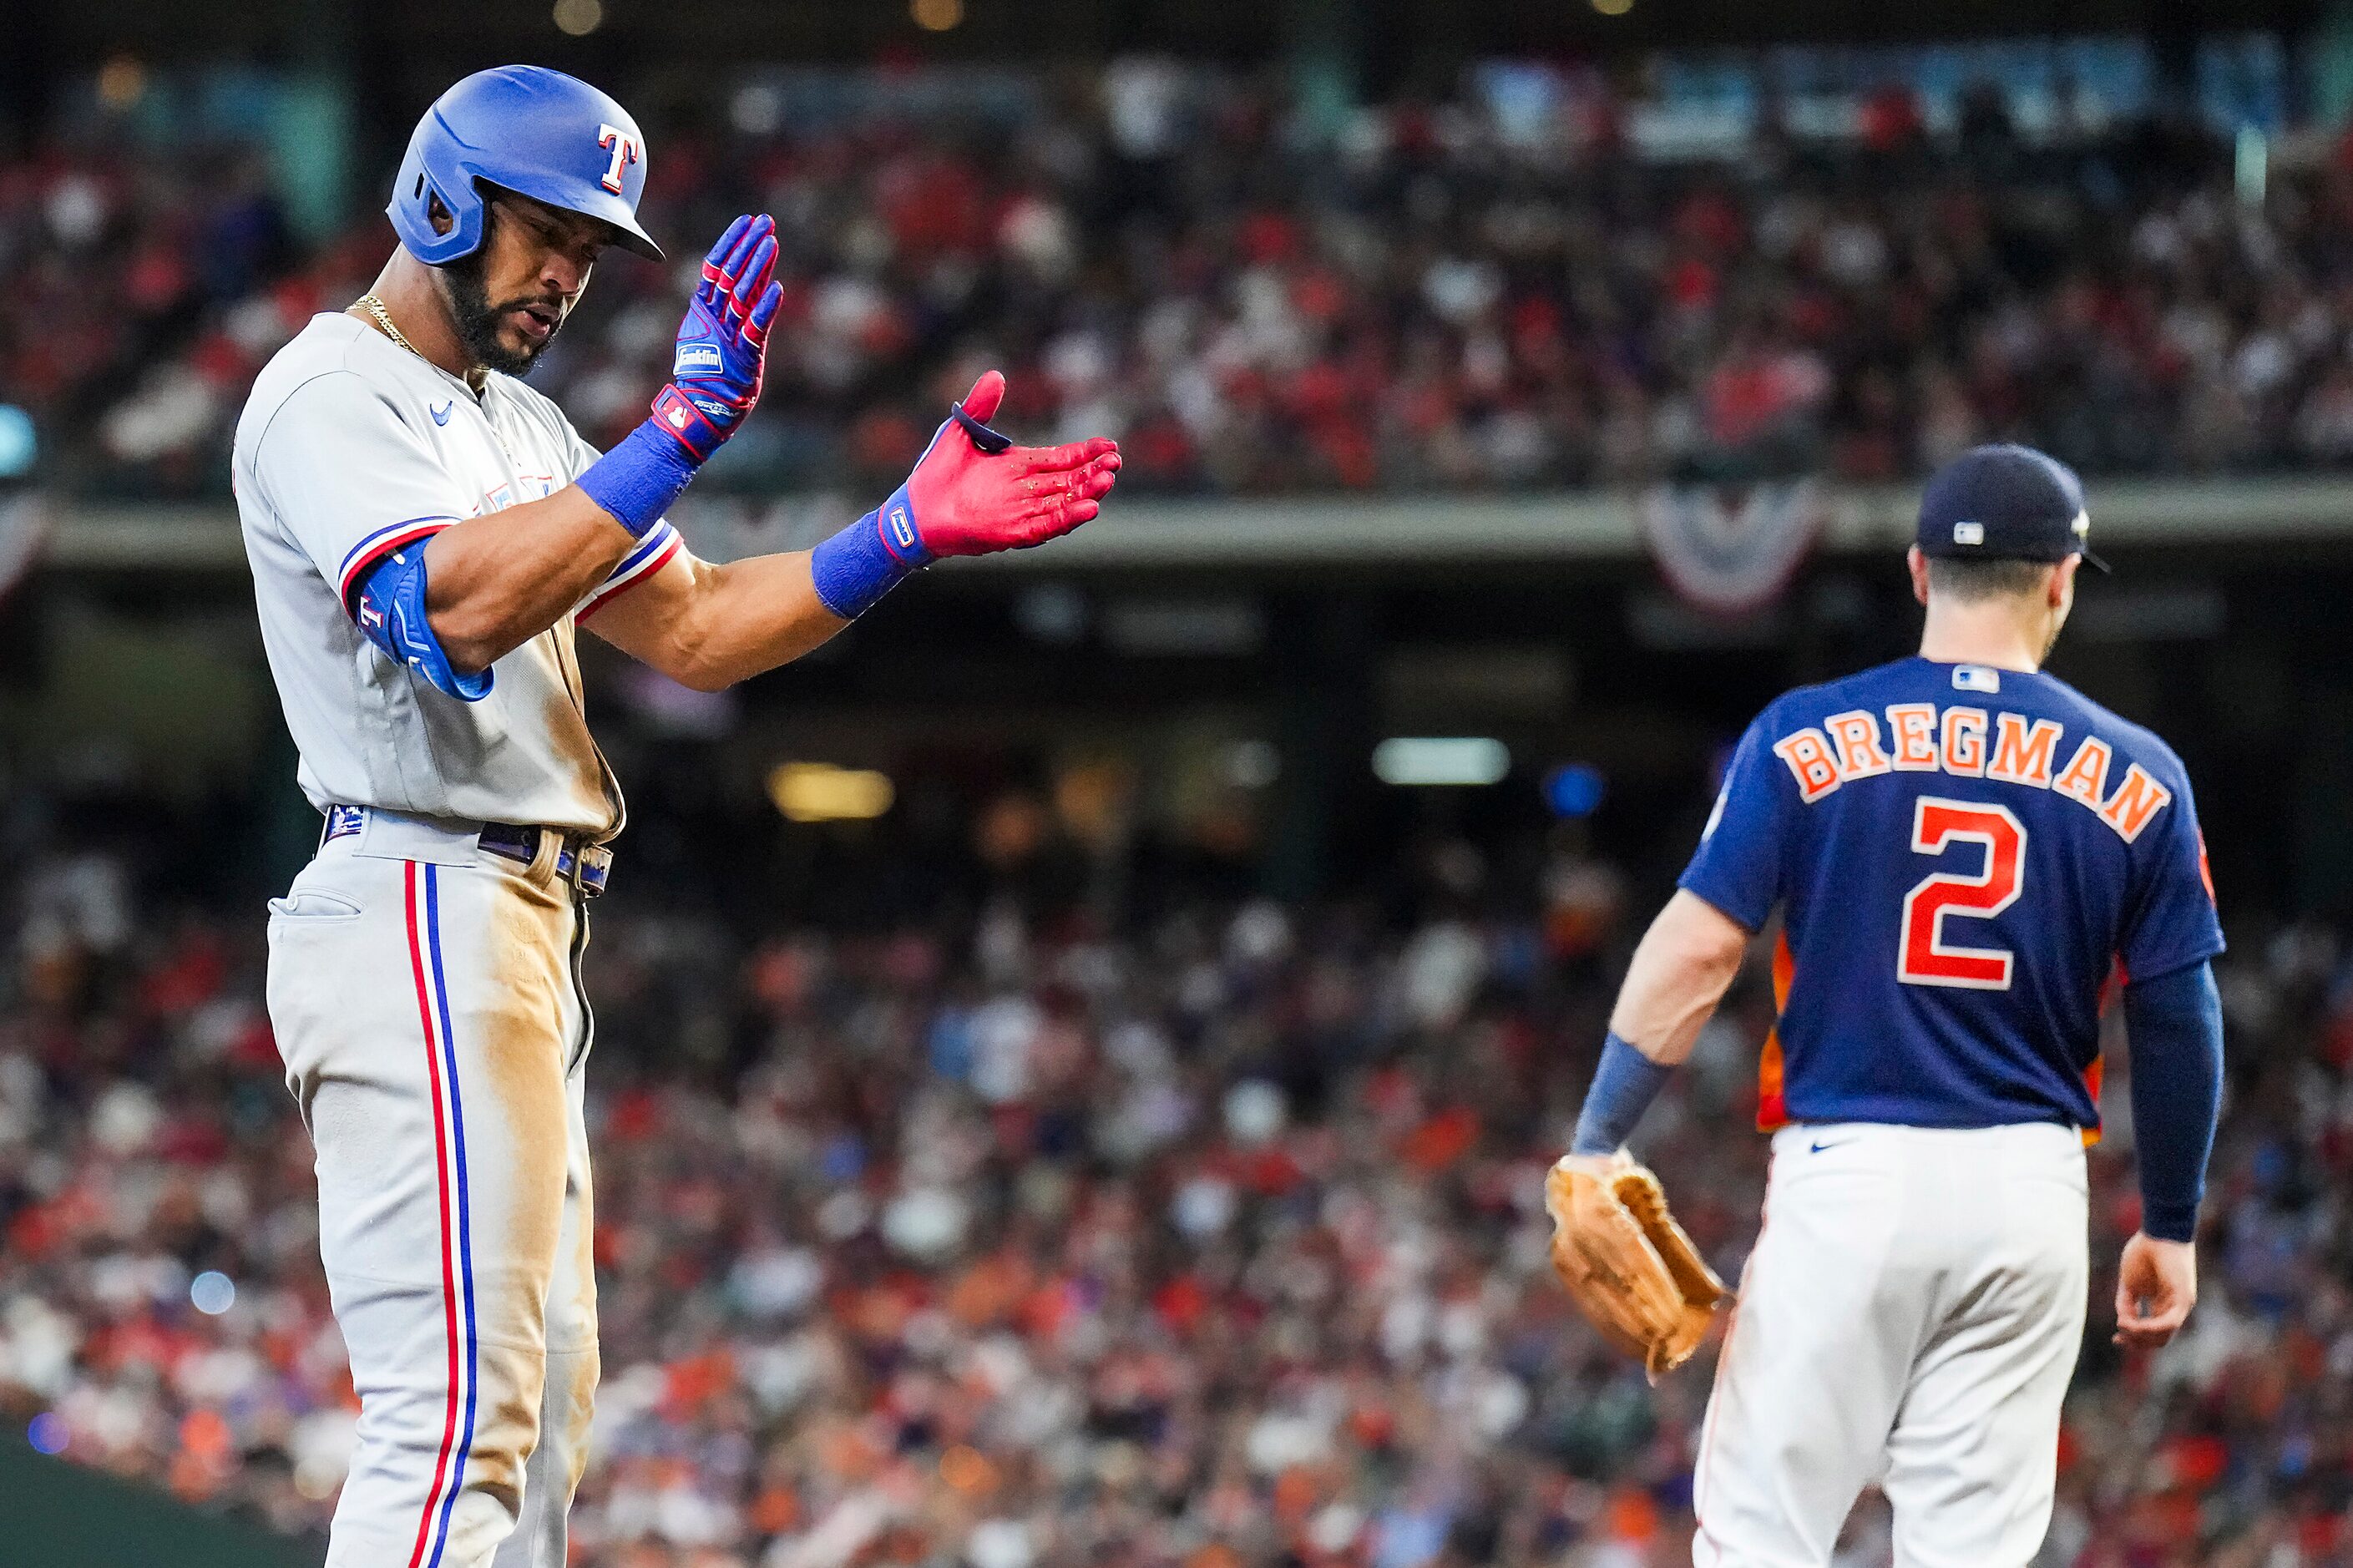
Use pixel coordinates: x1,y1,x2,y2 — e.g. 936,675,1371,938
387,66,664,266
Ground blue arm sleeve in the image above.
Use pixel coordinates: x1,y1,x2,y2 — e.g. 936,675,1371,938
1570,1032,1676,1155
351,545,493,702
808,495,926,620
2120,960,2224,1243
574,419,699,539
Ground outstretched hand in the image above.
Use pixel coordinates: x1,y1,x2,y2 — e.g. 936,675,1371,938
893,372,1121,559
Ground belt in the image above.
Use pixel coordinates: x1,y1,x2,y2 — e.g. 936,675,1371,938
323,804,611,898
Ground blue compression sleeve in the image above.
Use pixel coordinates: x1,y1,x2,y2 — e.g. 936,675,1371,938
575,421,699,539
352,545,492,702
1571,1032,1675,1155
808,491,929,620
2121,960,2224,1243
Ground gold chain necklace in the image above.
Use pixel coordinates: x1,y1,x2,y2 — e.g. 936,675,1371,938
356,292,491,402
355,293,423,359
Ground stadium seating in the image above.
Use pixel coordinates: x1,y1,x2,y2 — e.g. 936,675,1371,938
0,817,2343,1564
15,78,2353,500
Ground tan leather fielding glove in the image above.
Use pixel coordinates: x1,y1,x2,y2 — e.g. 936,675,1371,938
1545,1151,1729,1379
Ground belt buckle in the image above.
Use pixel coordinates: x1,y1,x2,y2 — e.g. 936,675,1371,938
476,822,610,898
476,824,538,871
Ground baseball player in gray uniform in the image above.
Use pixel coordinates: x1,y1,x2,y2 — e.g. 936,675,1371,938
232,68,1120,1568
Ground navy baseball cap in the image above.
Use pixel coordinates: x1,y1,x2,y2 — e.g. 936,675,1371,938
1916,444,2108,572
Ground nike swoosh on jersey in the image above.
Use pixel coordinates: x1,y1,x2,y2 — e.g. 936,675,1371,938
431,401,453,426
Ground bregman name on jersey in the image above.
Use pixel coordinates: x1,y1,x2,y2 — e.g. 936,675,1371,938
1769,702,2173,842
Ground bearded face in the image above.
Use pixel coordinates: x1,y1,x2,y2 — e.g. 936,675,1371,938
430,193,602,377
437,245,559,377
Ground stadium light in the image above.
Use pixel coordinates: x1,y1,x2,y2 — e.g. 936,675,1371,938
2236,126,2267,207
190,1271,236,1315
96,57,148,112
0,407,34,478
767,763,896,822
1372,737,1510,787
26,1413,66,1455
1543,763,1607,817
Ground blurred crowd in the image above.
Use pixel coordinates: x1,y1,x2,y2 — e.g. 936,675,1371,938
18,68,2353,498
0,809,2348,1568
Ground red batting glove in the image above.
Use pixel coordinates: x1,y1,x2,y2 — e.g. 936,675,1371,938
894,372,1121,559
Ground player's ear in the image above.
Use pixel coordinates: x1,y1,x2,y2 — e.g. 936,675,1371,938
427,193,455,237
1906,545,1930,607
2051,556,2077,609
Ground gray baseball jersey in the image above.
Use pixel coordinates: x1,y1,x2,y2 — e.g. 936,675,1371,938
233,313,681,837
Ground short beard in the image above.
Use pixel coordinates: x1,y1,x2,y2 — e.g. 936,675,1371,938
437,250,552,377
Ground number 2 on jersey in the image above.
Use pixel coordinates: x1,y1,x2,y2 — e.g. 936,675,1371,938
1898,797,2026,989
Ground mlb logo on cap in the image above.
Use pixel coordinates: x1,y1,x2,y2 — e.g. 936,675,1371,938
1917,444,2108,572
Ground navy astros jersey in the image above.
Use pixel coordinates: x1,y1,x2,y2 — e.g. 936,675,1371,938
1681,656,2224,1133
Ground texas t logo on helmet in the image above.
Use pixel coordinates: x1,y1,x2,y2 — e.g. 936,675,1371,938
387,65,664,266
595,122,640,195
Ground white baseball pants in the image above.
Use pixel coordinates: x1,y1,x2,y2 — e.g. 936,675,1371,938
267,817,597,1568
1693,1120,2089,1568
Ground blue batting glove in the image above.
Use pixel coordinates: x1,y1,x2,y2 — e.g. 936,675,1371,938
649,214,783,463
